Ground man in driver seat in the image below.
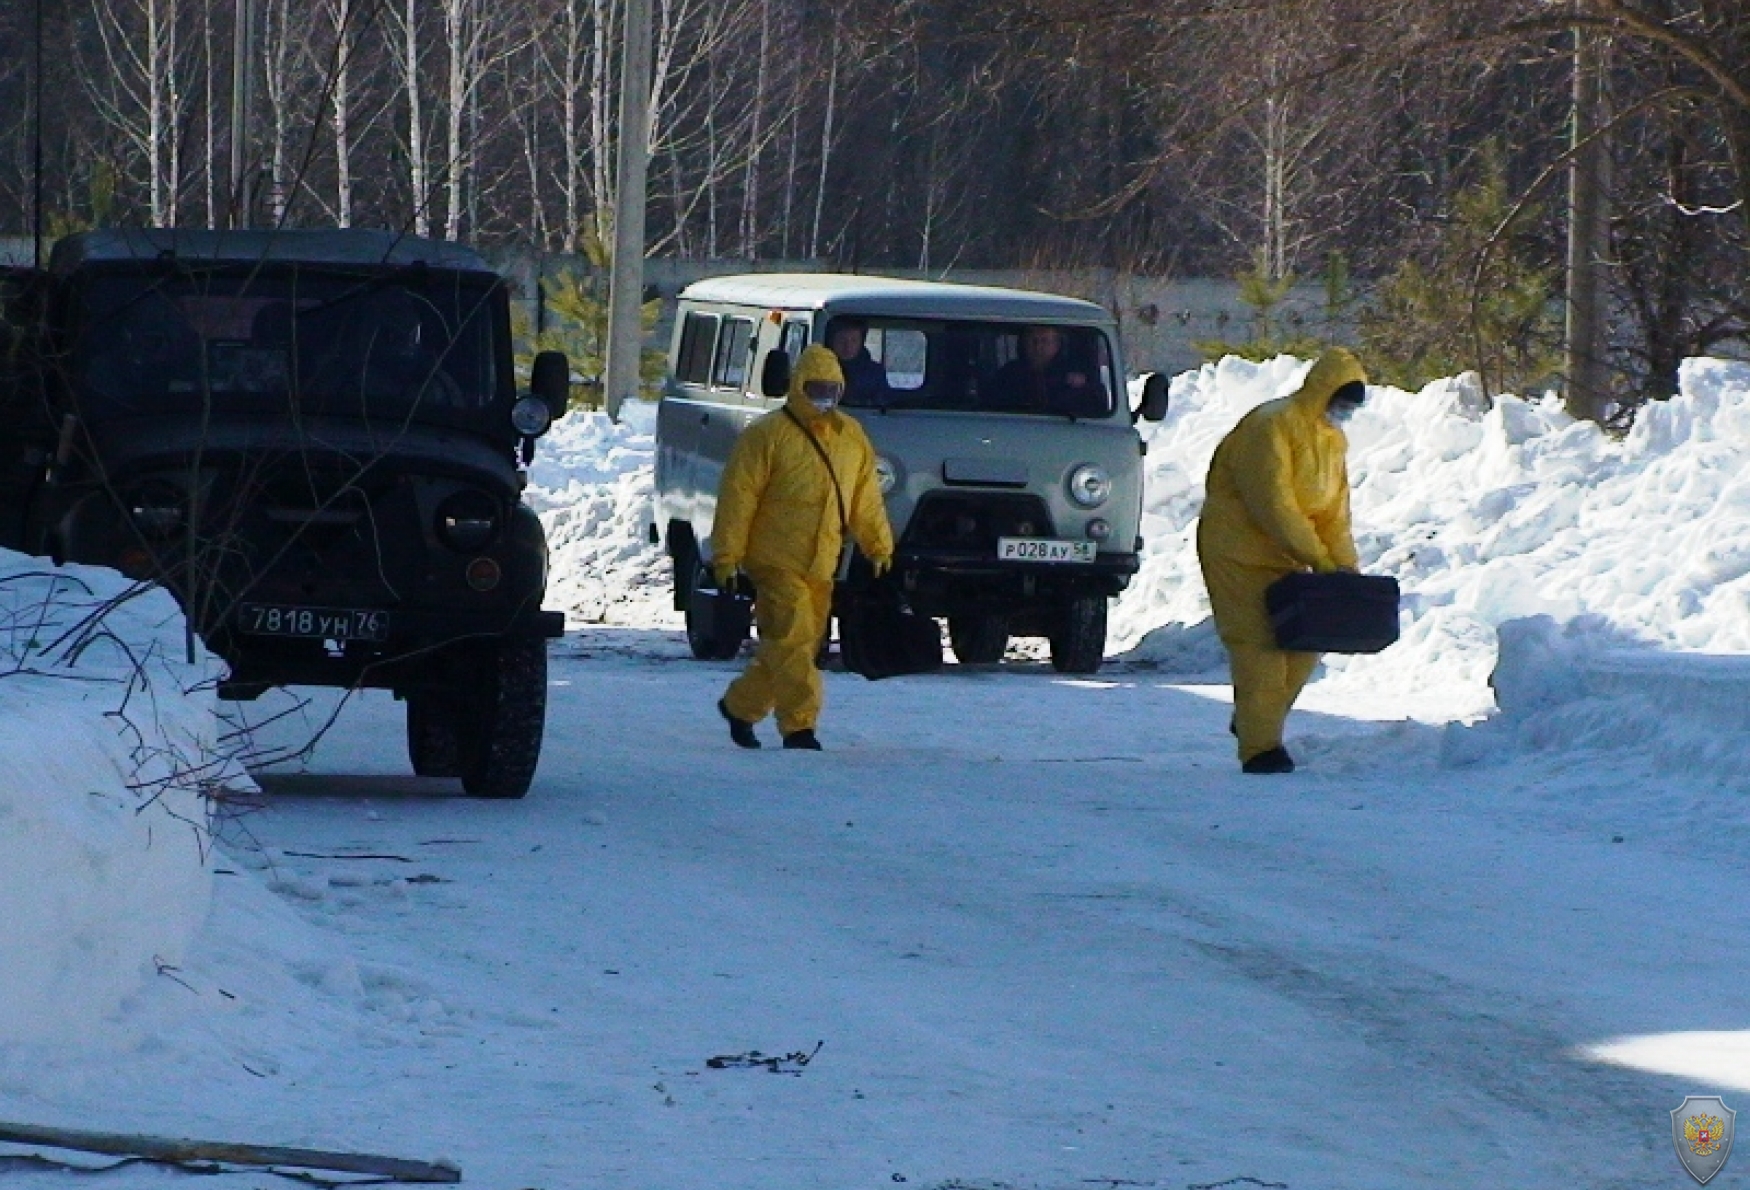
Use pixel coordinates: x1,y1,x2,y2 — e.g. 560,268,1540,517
986,325,1106,415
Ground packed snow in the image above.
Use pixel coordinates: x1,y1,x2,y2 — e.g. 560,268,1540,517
3,354,1750,1188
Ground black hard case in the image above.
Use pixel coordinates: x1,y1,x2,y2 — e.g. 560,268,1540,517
1265,571,1401,654
836,584,943,680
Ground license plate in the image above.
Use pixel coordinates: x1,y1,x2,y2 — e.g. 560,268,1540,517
997,537,1096,563
238,604,390,641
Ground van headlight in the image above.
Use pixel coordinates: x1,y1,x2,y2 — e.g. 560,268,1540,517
1067,463,1112,509
874,454,899,495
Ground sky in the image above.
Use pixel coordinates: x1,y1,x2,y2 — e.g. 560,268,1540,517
2,354,1749,1188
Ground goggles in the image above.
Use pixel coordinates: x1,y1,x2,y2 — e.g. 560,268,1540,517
802,379,845,402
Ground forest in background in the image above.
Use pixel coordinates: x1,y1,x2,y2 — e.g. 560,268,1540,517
0,0,1747,413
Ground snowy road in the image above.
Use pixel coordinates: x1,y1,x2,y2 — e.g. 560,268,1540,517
61,627,1718,1190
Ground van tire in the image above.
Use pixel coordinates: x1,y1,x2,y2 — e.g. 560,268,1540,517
1049,595,1107,674
949,614,1009,665
457,637,547,799
684,557,747,660
406,694,461,778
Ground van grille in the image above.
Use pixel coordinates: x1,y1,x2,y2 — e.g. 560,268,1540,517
901,492,1056,553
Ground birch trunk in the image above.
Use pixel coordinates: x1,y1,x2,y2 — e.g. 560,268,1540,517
404,0,429,236
810,21,839,260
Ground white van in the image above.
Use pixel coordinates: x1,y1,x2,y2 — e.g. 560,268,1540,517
651,273,1168,673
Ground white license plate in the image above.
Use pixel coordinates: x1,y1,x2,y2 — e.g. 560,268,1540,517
239,604,390,641
997,537,1096,564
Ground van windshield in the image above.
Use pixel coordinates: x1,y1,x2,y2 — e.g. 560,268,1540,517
822,318,1116,418
69,270,503,421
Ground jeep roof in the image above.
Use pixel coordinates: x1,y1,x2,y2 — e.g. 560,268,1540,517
677,273,1116,328
50,228,494,274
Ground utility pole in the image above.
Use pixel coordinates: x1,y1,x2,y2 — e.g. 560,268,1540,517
229,0,258,229
1564,27,1610,421
603,0,653,422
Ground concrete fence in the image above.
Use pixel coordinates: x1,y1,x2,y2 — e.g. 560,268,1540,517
2,235,1354,378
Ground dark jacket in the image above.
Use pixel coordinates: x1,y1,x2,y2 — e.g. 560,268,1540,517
986,356,1107,415
837,347,893,406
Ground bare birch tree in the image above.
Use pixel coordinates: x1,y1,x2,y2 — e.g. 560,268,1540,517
85,0,196,226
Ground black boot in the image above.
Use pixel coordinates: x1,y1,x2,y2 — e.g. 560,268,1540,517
782,729,822,751
718,699,761,749
1241,746,1295,774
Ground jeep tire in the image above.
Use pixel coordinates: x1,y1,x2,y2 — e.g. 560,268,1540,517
406,693,462,779
457,637,548,799
949,614,1009,665
1049,595,1108,675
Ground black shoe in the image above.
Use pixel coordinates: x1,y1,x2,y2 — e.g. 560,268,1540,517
782,729,822,751
718,699,760,749
1241,746,1295,774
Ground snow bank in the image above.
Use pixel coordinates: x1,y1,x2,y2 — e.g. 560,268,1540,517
1443,613,1750,777
525,400,677,629
0,557,231,1045
1117,356,1750,719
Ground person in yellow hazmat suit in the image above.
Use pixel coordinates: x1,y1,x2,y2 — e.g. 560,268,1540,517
712,344,895,750
1196,347,1369,774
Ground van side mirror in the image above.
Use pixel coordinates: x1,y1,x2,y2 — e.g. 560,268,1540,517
1136,372,1169,422
759,350,791,398
531,350,571,418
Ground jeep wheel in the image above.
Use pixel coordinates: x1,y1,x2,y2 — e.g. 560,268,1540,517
948,614,1009,665
457,637,548,799
406,694,461,778
1049,595,1108,674
684,557,747,660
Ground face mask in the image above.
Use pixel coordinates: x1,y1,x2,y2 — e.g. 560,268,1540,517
803,379,843,414
1326,402,1358,426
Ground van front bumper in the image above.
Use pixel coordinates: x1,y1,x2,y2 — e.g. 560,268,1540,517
890,548,1138,616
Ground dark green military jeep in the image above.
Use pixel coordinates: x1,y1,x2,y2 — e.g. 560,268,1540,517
0,229,570,798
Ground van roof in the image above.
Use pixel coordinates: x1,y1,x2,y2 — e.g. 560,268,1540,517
677,273,1114,326
49,228,494,274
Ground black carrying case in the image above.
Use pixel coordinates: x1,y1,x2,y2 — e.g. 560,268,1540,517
1265,571,1401,654
688,577,753,650
836,583,943,680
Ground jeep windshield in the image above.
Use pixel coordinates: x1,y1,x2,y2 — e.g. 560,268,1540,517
68,269,504,422
830,319,1117,418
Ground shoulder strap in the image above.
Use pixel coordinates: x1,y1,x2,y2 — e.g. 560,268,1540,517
782,405,848,532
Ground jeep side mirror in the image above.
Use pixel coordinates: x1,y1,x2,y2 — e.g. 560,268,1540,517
531,350,571,419
759,350,790,398
1136,372,1169,422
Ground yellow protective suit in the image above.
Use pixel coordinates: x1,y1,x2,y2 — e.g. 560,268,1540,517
1196,348,1366,764
714,344,895,735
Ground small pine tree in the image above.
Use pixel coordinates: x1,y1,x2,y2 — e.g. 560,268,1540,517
1359,144,1562,396
1193,249,1329,363
513,231,665,411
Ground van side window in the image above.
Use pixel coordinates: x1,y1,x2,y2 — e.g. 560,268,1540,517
875,328,927,390
780,320,809,365
676,312,718,386
712,317,754,390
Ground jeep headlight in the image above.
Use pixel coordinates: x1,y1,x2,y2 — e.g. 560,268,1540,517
511,395,553,437
125,480,188,538
874,454,899,495
1067,463,1112,509
435,489,501,552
